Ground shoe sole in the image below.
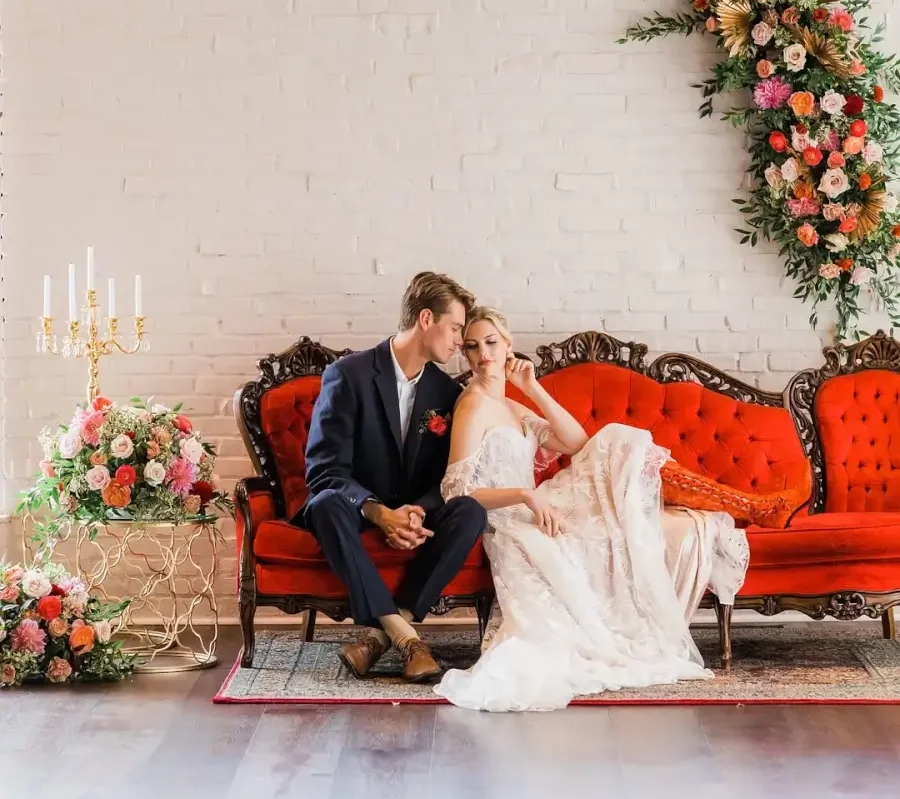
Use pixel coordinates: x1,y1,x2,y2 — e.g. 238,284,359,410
338,651,367,680
405,667,442,684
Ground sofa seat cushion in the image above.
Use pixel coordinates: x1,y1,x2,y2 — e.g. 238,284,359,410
254,519,485,569
739,512,900,596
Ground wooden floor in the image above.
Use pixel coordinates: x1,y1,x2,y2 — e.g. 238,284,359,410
6,626,900,799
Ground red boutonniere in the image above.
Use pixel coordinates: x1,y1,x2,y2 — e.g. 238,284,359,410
419,409,451,437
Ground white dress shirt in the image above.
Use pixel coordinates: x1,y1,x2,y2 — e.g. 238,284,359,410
390,337,424,445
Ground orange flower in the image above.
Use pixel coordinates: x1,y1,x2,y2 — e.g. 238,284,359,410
69,621,95,655
756,60,774,78
101,481,131,508
781,7,800,25
90,450,108,466
843,136,865,155
788,91,815,117
836,258,854,272
769,131,788,152
874,85,885,103
827,152,846,169
797,223,819,247
803,147,823,167
838,218,858,233
793,182,815,200
859,173,872,191
892,224,900,238
849,119,868,138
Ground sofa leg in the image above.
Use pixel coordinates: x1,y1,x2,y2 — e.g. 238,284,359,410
302,609,317,642
475,591,494,640
714,598,733,671
883,607,896,640
239,588,257,669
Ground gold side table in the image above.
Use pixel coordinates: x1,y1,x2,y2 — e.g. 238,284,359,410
24,517,222,673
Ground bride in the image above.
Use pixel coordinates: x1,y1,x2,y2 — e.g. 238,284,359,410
434,307,749,712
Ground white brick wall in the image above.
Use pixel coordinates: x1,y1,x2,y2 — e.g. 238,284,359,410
1,0,896,617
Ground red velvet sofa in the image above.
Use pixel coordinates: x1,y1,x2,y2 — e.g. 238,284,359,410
233,330,900,669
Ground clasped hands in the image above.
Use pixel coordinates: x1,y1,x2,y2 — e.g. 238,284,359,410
367,503,433,550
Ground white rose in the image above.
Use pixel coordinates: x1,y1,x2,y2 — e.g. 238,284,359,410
863,141,883,165
850,266,872,286
784,44,807,72
825,233,850,252
110,434,135,459
781,158,800,183
818,168,850,199
752,22,773,46
791,129,815,152
21,570,52,599
151,404,170,414
144,460,167,487
765,164,785,188
180,437,204,465
820,90,846,115
125,406,151,423
886,194,899,214
58,431,83,460
85,465,111,491
91,619,112,643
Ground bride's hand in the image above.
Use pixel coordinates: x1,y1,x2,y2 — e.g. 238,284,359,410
505,354,537,392
521,490,563,537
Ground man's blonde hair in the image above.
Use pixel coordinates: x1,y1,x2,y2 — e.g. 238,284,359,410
464,306,512,344
399,272,476,331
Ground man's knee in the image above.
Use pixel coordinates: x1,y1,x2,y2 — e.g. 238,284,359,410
443,496,488,540
305,488,357,528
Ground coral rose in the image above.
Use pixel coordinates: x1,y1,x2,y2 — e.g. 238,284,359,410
859,173,872,191
90,450,108,466
705,16,717,33
146,440,161,459
793,182,815,200
797,223,819,247
850,119,868,138
803,147,823,166
756,60,774,78
827,152,846,169
788,91,815,117
769,131,788,152
174,415,193,435
101,481,131,509
91,396,113,412
48,617,69,637
781,7,800,25
843,136,864,155
875,85,885,103
69,620,95,655
892,224,900,237
115,465,137,488
37,595,63,622
47,657,73,683
838,218,858,233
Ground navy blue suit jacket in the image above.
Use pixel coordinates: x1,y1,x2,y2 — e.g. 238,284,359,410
300,339,461,523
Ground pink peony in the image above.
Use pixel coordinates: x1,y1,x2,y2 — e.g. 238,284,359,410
11,618,47,655
754,76,793,110
830,7,853,32
46,657,73,683
80,411,106,446
787,197,821,218
166,458,199,497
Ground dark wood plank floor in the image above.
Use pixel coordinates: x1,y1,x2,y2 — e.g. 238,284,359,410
4,626,900,798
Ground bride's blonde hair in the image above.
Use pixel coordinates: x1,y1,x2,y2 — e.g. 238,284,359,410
464,306,513,345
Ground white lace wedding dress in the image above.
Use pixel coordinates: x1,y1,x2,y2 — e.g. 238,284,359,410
434,417,749,712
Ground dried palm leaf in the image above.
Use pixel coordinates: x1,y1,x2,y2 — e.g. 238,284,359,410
716,0,754,57
785,24,856,80
850,188,887,241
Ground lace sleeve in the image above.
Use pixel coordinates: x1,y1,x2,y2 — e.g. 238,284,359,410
522,414,553,447
441,455,482,502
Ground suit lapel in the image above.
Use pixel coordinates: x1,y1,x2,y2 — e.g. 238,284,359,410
404,366,436,476
373,340,403,458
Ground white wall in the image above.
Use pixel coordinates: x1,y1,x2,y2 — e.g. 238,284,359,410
2,0,894,618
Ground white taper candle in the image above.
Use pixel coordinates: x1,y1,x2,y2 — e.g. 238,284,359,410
108,277,116,319
68,263,77,321
134,275,143,316
43,276,52,318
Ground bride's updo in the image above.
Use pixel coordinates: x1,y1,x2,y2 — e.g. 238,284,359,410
464,306,513,345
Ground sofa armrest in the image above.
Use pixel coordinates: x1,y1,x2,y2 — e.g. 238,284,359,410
234,476,279,593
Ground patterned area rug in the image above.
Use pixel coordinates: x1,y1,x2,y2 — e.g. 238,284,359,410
214,624,900,705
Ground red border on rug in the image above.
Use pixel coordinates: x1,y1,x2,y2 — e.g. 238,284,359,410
211,654,900,706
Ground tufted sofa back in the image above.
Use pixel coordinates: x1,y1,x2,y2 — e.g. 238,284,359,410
510,363,810,496
815,371,900,512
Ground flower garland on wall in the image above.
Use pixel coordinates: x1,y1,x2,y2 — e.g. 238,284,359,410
620,0,900,340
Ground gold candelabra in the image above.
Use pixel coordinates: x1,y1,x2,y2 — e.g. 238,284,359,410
37,288,149,402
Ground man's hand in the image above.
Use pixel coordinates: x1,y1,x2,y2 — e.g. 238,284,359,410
364,502,433,550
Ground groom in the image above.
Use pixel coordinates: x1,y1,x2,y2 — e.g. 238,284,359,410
298,272,487,683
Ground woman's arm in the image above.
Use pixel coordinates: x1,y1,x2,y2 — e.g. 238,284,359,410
510,388,587,457
444,395,530,511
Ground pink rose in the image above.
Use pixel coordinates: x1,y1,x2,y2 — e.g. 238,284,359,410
49,617,69,637
823,203,845,222
40,460,56,478
705,17,717,33
85,465,111,491
1,664,16,685
0,584,19,602
46,657,72,684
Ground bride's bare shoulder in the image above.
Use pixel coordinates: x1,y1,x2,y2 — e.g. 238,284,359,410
454,387,489,413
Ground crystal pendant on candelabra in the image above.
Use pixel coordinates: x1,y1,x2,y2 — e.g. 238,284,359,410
140,333,151,353
35,331,57,354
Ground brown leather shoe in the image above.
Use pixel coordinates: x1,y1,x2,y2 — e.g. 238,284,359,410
338,635,390,679
398,639,442,683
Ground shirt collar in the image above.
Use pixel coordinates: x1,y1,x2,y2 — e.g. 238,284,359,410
389,337,424,385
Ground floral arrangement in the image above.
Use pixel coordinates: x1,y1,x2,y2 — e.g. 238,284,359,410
17,396,233,545
0,560,135,687
620,0,900,339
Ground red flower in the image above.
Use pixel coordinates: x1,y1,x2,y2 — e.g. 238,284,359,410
813,8,828,22
115,465,137,487
428,415,448,436
844,95,864,116
126,431,136,440
849,119,868,138
893,224,900,238
836,258,854,272
50,583,66,597
191,480,214,507
769,131,788,152
174,415,193,434
91,397,113,412
795,123,808,135
37,595,63,622
838,218,858,233
874,85,885,103
803,147,823,166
